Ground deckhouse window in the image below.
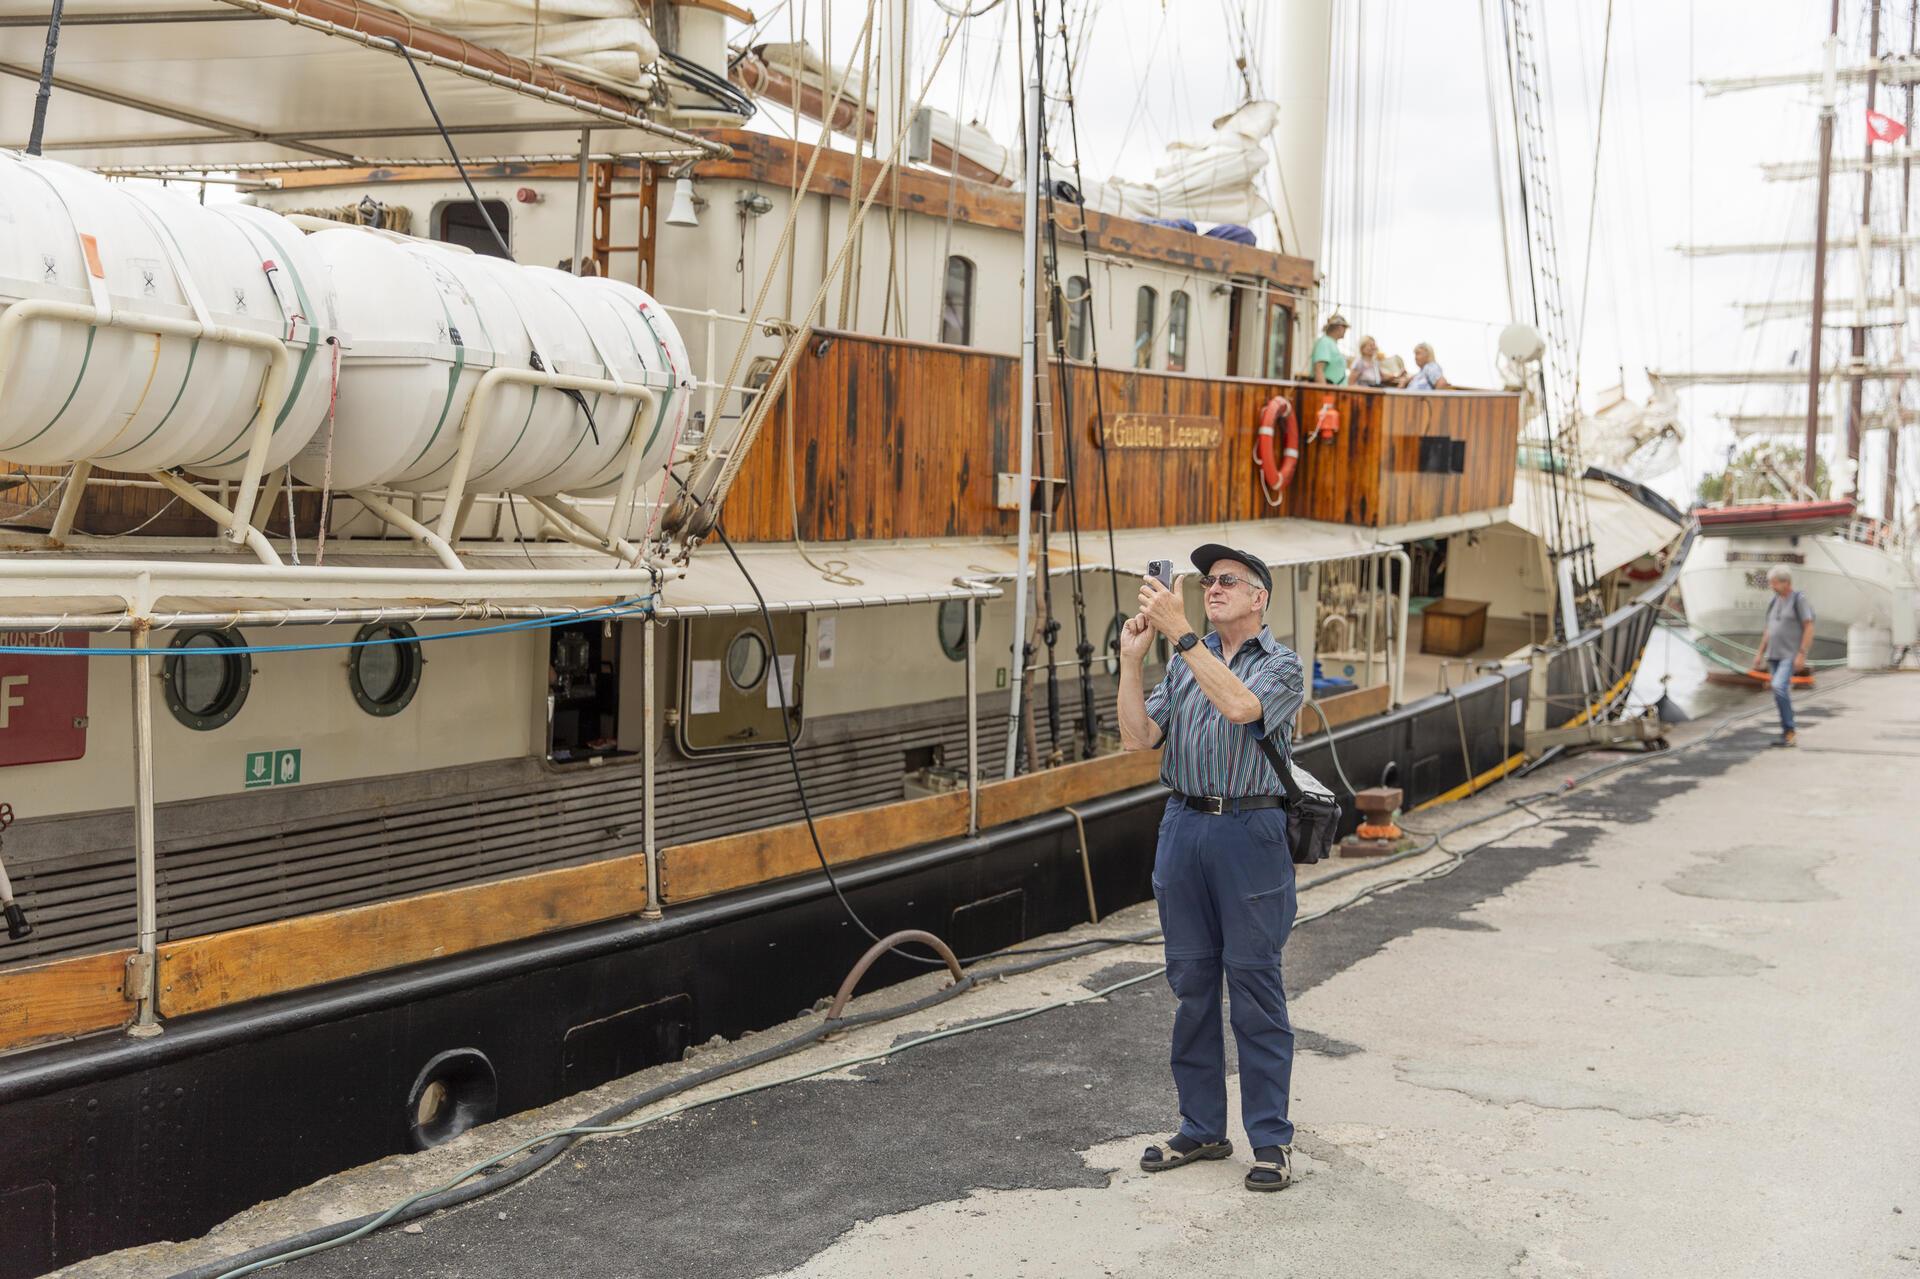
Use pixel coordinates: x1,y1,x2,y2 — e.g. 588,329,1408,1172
1066,274,1091,360
1265,300,1294,378
941,255,975,346
1167,290,1191,372
1134,286,1158,369
437,200,512,258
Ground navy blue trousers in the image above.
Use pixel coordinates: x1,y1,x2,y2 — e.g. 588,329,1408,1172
1152,795,1298,1149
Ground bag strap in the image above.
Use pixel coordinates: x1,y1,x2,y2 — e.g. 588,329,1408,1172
1246,722,1305,804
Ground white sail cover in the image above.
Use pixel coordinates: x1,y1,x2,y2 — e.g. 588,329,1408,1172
741,43,1277,222
376,0,660,95
752,41,1015,182
1077,100,1280,227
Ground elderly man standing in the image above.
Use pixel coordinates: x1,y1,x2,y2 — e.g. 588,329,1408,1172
1117,544,1307,1193
1309,314,1349,384
1753,565,1815,747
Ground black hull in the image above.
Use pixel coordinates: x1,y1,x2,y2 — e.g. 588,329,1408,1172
0,564,1680,1276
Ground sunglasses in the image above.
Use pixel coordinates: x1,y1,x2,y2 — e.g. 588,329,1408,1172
1197,573,1260,591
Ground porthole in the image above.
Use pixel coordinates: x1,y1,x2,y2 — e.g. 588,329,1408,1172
938,598,973,661
725,629,769,690
349,621,423,717
162,629,251,731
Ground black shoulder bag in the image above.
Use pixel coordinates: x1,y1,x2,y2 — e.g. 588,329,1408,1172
1249,728,1342,865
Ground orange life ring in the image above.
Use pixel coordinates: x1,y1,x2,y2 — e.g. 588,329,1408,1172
1257,395,1300,497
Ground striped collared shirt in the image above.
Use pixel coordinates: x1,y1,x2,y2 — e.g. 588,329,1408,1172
1144,626,1306,798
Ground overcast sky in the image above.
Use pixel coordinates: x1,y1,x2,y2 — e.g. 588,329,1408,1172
739,0,1909,513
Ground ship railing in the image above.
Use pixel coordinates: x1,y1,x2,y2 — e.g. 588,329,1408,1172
657,304,789,461
1840,513,1909,554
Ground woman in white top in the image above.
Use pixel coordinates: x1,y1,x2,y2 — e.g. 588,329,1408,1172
1352,336,1408,388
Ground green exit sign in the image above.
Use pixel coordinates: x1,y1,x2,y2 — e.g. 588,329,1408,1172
244,749,302,789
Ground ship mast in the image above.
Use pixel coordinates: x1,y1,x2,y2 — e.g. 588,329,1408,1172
1894,0,1916,521
1846,1,1885,491
1003,66,1043,777
1807,0,1842,491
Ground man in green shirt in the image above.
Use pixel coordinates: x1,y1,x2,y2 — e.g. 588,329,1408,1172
1309,314,1349,384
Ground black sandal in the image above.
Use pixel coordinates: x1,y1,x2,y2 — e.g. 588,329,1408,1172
1244,1147,1293,1191
1139,1137,1232,1172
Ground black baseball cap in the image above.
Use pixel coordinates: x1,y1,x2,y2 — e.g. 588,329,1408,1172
1189,544,1272,594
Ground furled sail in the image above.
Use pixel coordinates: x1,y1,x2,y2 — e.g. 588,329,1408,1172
744,42,1016,183
376,0,661,96
1077,100,1280,227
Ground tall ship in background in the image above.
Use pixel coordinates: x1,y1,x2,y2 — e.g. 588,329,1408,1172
1660,1,1920,670
0,1,1686,1273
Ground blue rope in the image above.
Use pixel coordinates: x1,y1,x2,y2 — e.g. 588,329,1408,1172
0,596,655,657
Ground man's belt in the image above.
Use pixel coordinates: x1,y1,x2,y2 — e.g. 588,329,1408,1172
1180,793,1285,815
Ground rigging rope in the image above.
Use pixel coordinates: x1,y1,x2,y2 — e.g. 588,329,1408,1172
1571,0,1615,389
699,10,977,514
1049,0,1126,691
684,0,881,480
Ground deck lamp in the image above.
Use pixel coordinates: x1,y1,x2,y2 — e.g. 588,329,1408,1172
665,177,702,227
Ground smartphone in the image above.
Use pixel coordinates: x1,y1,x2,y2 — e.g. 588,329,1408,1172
1146,559,1174,591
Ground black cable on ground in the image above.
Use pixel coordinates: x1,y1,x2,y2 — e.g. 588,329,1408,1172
168,967,984,1279
170,927,1167,1279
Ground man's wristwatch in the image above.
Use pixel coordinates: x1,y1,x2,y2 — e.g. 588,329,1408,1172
1174,631,1201,654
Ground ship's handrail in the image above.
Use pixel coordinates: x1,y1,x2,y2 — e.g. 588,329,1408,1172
1839,513,1910,555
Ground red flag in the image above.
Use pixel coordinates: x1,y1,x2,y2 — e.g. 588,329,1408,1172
1867,109,1907,143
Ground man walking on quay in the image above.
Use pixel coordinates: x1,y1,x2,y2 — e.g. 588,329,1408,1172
1116,545,1306,1192
1754,564,1815,747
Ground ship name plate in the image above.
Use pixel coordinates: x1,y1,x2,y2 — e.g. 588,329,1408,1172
1101,414,1222,450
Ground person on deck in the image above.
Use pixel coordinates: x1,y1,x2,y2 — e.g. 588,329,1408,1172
1406,342,1451,390
1117,545,1307,1193
1753,565,1814,747
1352,335,1408,388
1310,315,1350,384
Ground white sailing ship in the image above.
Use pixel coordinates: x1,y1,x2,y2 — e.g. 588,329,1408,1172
1658,5,1920,668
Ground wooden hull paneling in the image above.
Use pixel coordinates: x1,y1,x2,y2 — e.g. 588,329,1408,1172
723,331,1522,543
